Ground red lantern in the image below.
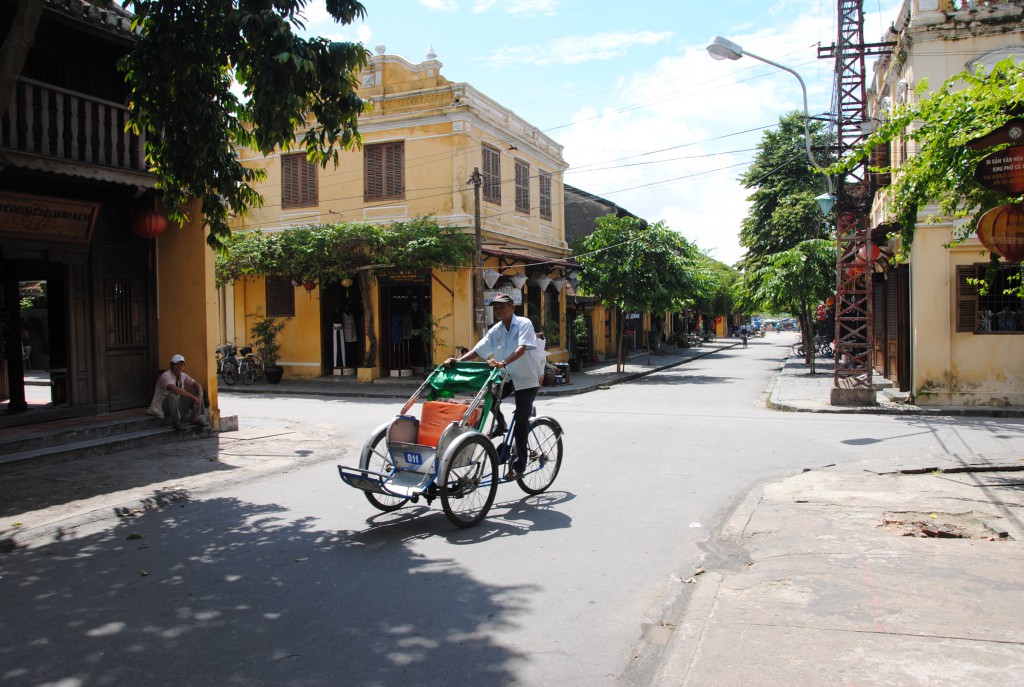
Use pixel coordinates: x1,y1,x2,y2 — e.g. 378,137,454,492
976,204,1024,262
858,244,882,263
825,296,835,306
132,209,168,239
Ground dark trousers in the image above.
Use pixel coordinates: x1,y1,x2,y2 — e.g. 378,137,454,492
494,382,538,470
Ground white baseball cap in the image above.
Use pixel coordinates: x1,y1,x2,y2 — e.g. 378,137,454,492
170,354,185,363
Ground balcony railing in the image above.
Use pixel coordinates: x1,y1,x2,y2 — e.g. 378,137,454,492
1,77,149,175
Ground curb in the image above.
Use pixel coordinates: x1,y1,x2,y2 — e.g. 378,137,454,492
767,356,1024,418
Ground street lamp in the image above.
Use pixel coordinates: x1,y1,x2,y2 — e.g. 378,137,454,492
706,36,835,204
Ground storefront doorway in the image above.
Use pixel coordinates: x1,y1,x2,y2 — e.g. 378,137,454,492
378,275,432,375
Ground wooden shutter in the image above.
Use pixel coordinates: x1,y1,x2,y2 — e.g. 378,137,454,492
539,173,551,220
299,157,317,205
266,276,295,318
364,145,383,199
282,153,317,208
482,145,500,203
282,154,299,207
515,159,529,213
871,142,891,188
956,265,978,333
384,141,404,197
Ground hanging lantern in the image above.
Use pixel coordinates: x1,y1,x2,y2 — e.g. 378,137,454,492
825,295,835,306
857,244,882,263
131,209,168,239
552,277,566,292
534,275,552,291
510,272,528,289
303,280,317,292
483,268,502,288
340,277,354,288
976,204,1024,262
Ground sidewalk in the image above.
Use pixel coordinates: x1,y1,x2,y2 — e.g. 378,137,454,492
216,340,735,400
653,452,1024,686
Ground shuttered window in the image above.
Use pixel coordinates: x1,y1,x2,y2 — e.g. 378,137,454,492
281,153,318,208
515,159,530,214
482,145,501,204
956,265,978,333
365,141,405,201
266,276,295,318
539,172,552,221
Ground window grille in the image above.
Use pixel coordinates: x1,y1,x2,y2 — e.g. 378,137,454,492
281,153,318,208
957,263,1024,334
109,280,141,345
482,145,501,204
364,141,405,200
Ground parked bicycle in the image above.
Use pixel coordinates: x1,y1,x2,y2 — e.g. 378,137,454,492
215,341,240,386
237,345,264,385
791,334,833,358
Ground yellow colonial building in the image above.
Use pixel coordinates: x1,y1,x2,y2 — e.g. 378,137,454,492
866,0,1023,406
223,47,573,380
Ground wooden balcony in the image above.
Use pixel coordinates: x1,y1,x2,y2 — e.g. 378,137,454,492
1,77,155,187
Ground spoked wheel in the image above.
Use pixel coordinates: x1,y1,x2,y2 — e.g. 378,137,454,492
239,359,257,385
360,428,409,512
221,360,238,385
517,418,563,495
440,435,498,528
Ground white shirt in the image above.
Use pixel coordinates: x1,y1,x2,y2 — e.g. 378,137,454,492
472,313,543,390
147,369,196,418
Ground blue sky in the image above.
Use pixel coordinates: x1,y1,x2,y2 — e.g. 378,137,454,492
304,0,904,265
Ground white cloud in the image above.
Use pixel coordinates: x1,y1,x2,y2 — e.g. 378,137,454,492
485,30,673,68
473,0,561,14
421,0,458,11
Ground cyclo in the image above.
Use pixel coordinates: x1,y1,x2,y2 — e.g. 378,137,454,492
337,361,564,528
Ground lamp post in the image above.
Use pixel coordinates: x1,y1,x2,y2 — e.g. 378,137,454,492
706,36,834,200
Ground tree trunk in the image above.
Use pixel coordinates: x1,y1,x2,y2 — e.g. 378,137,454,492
615,305,625,373
0,2,45,125
358,271,376,367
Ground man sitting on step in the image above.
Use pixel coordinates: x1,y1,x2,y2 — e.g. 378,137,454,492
147,354,209,431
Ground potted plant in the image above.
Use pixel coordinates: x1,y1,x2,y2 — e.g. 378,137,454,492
569,314,589,372
411,312,451,375
249,310,289,384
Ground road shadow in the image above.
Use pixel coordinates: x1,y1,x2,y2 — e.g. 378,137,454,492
0,495,525,686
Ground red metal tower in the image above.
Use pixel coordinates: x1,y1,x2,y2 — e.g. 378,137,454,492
818,0,892,404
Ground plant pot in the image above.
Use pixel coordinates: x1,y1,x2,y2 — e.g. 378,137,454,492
265,365,284,384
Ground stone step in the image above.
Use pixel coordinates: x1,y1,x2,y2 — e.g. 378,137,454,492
0,424,211,471
0,414,164,456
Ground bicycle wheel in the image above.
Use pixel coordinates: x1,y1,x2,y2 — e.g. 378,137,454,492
791,343,805,357
440,434,498,528
360,427,409,512
221,360,238,385
239,359,257,385
517,417,563,495
250,355,265,380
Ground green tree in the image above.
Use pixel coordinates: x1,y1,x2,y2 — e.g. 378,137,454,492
0,1,371,249
739,111,834,269
121,0,370,248
742,239,836,373
576,215,711,371
834,58,1024,268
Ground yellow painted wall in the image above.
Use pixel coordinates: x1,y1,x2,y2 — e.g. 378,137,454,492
155,199,221,425
911,223,1024,406
232,277,323,379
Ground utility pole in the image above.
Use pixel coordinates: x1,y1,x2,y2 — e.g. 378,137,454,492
469,167,485,341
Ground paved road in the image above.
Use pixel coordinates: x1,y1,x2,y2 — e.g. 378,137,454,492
3,337,1023,686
